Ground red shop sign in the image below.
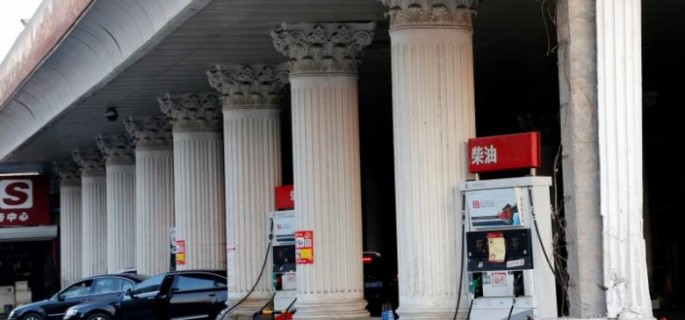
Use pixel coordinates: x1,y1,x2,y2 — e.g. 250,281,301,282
0,175,50,226
468,132,541,173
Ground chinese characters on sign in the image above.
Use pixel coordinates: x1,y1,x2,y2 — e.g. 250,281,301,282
295,230,314,264
468,132,541,173
471,145,498,166
0,176,50,227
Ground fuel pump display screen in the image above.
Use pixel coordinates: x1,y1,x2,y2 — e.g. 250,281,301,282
466,229,533,271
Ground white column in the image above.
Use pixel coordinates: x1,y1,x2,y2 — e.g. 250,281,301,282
379,1,477,318
207,64,287,317
272,22,374,319
54,161,82,288
597,0,653,318
159,92,225,270
125,116,175,276
72,148,107,277
97,134,136,273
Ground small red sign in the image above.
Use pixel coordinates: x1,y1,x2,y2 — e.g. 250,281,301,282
295,230,313,264
468,132,541,173
0,175,50,227
275,185,294,210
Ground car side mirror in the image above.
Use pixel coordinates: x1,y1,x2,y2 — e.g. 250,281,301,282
57,294,65,301
126,288,134,298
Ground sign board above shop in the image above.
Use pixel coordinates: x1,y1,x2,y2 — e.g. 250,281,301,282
0,175,50,226
468,132,541,173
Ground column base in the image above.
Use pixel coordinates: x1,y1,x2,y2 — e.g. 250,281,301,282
223,298,272,320
396,298,460,320
293,296,369,320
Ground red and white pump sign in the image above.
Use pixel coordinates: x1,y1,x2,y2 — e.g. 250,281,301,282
0,175,50,226
468,132,541,173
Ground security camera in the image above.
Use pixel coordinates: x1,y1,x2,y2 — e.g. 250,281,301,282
105,107,118,122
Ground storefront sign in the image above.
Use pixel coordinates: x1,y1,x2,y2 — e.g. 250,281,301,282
0,175,50,226
468,132,541,173
275,185,294,210
295,230,313,264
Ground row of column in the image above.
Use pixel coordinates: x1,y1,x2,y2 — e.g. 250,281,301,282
52,0,652,319
52,4,475,318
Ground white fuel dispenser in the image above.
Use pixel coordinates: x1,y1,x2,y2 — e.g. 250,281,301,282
460,176,557,320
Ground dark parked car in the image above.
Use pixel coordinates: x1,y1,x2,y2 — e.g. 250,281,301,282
63,269,227,320
7,273,148,320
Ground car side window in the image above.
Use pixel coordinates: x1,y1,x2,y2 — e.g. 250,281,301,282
174,273,226,291
92,278,132,294
60,280,94,298
132,274,165,295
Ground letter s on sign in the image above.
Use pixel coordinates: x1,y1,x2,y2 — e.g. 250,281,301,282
0,180,33,209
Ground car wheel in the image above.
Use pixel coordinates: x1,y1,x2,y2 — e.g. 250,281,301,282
20,313,44,320
86,312,112,320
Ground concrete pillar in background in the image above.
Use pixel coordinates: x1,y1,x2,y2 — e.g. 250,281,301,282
272,22,375,319
125,116,175,276
159,92,225,270
72,148,107,277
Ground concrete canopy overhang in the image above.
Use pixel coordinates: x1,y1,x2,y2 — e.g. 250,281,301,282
0,0,388,167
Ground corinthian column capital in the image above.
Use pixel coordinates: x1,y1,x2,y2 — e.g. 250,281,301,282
124,116,173,149
379,0,477,30
72,148,106,176
206,64,288,109
271,22,375,75
53,161,81,187
158,92,222,132
96,134,135,165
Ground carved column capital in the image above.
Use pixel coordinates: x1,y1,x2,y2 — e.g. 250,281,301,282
124,116,173,149
271,22,376,75
53,161,81,186
207,64,288,109
158,92,222,132
72,148,106,176
96,134,136,165
379,0,477,30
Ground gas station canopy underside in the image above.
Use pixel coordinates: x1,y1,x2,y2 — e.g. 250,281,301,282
0,0,680,172
0,0,554,171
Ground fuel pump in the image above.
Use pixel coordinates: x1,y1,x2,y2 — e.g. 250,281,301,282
270,185,297,317
460,176,557,320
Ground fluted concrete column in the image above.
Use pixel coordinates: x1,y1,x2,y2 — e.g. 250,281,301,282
125,116,175,276
597,1,652,318
54,161,82,288
97,134,136,273
379,1,477,318
72,149,107,277
207,64,287,318
159,92,225,270
272,22,374,319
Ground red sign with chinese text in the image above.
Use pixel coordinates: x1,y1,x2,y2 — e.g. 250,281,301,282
468,132,541,173
295,230,313,264
275,185,294,210
0,175,50,226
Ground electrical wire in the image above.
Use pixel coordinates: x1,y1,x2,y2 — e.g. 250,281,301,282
527,189,558,280
220,220,274,320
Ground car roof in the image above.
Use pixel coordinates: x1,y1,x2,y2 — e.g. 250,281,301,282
164,269,227,277
84,273,149,282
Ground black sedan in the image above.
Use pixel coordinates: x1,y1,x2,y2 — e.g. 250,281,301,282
7,273,147,320
63,269,228,320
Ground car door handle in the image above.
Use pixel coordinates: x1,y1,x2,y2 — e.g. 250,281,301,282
208,293,216,297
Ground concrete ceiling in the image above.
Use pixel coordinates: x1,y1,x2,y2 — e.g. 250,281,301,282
1,0,681,172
